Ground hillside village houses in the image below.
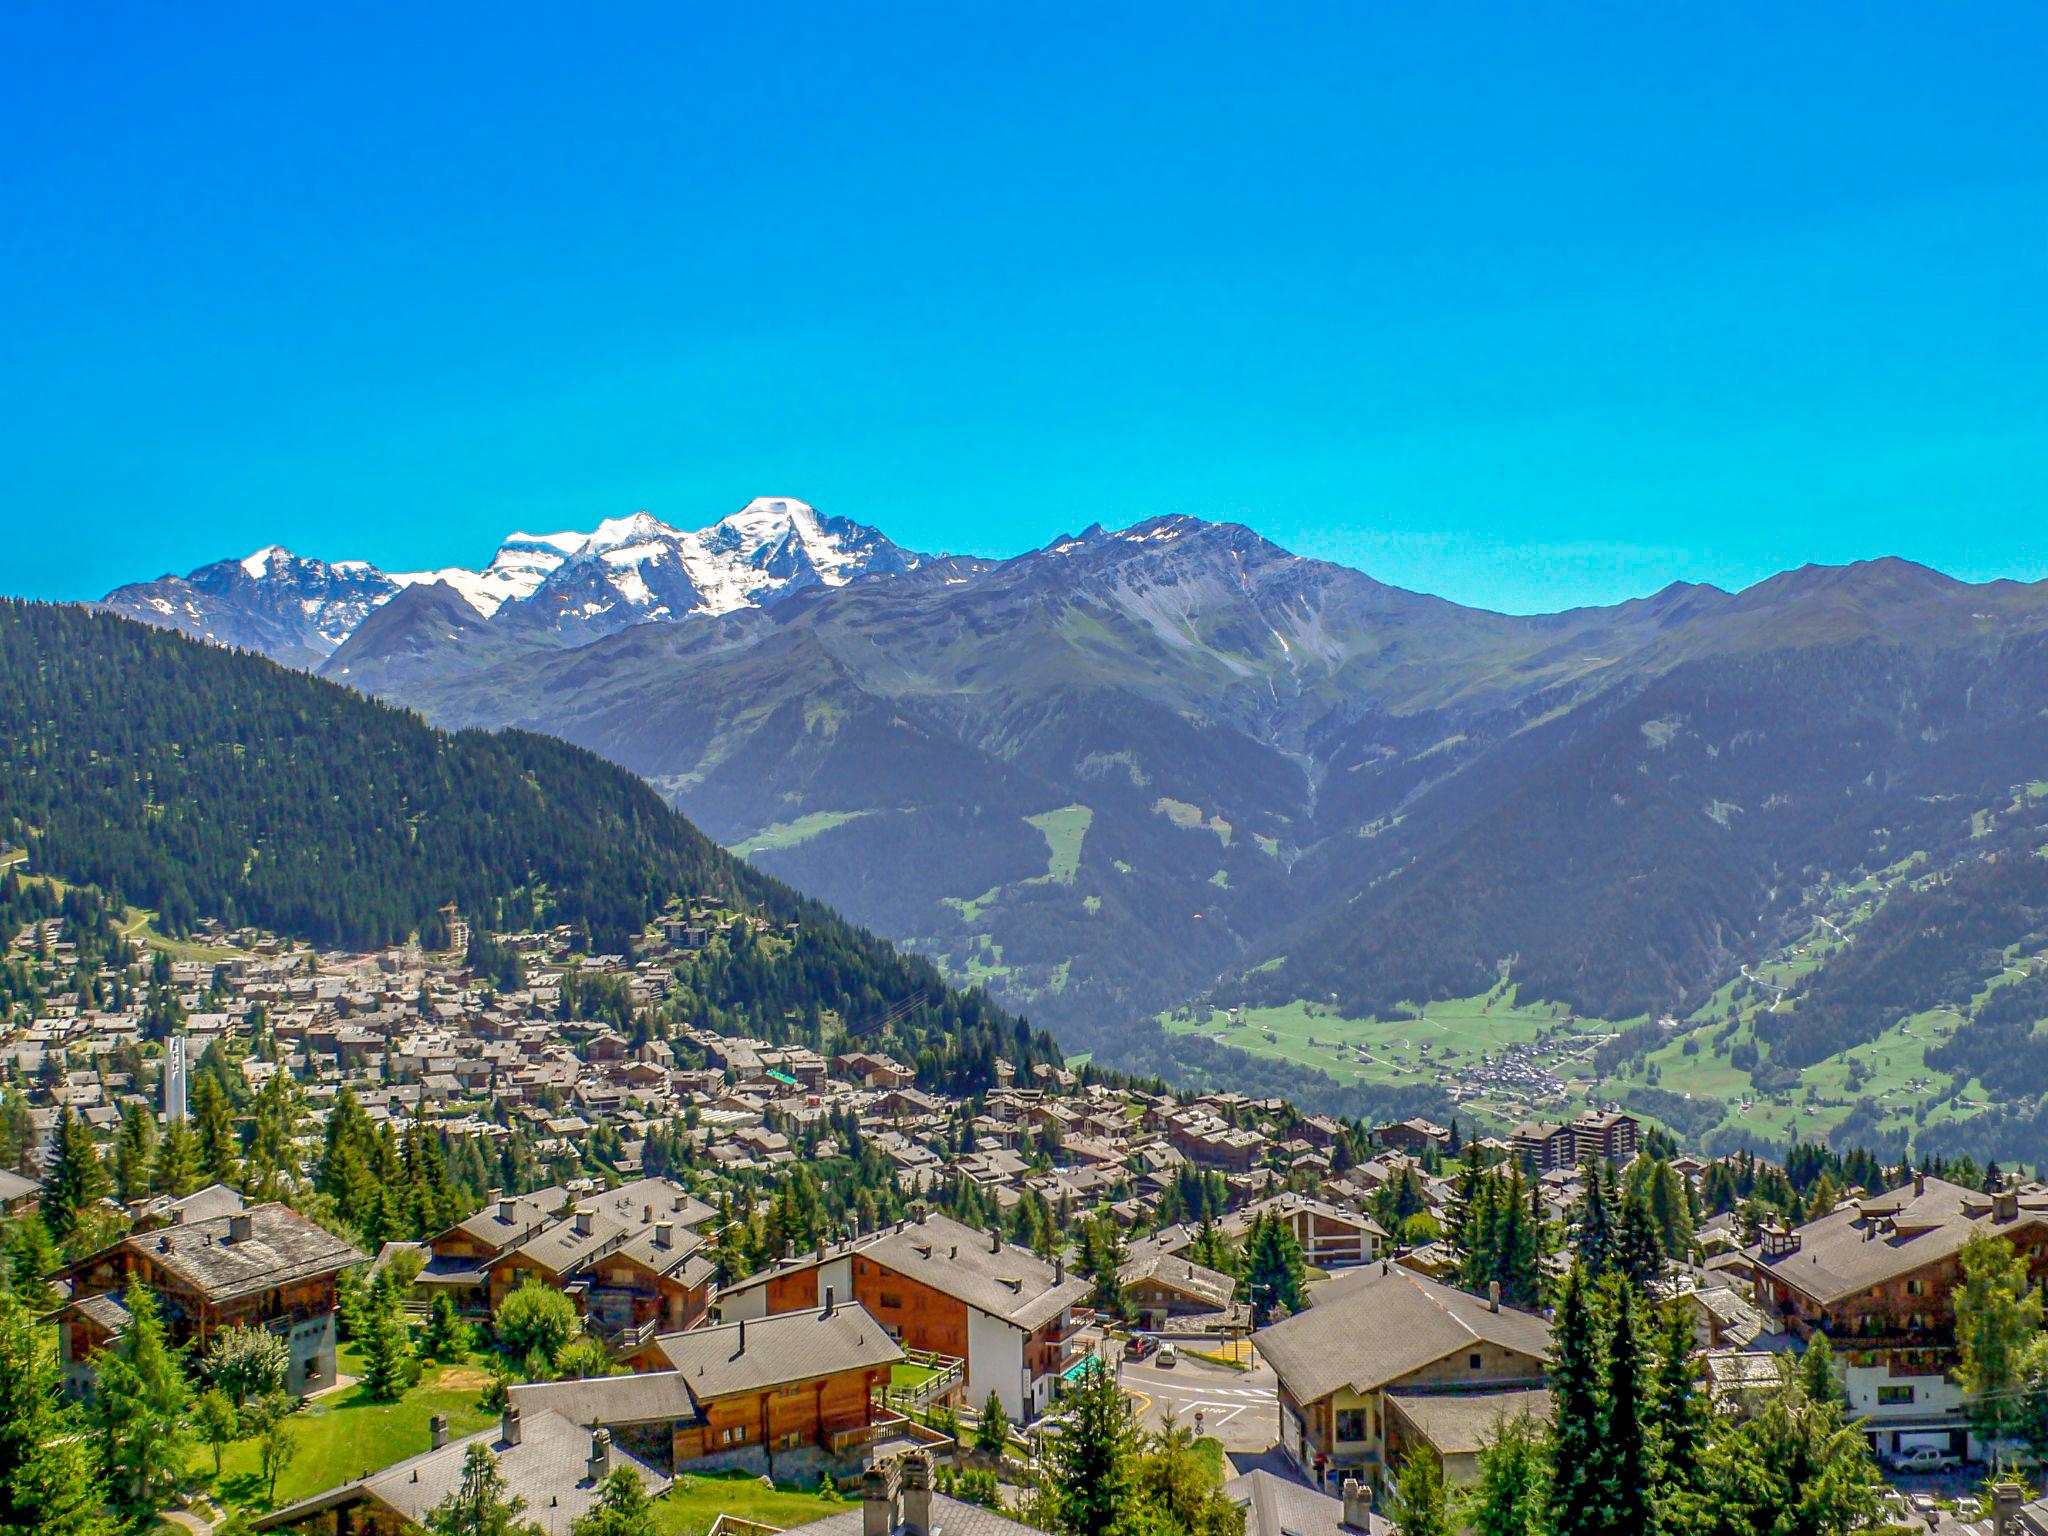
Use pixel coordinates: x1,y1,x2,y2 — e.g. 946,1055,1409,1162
19,899,2048,1526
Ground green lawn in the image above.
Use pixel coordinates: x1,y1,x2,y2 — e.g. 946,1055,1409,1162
198,1354,496,1513
730,811,874,860
888,1361,946,1401
652,1473,844,1536
1024,804,1093,884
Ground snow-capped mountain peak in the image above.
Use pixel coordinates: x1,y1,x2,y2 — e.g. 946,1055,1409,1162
101,497,927,662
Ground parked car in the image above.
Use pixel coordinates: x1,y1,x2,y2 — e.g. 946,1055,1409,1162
1124,1334,1158,1361
1892,1447,1960,1474
1157,1343,1178,1368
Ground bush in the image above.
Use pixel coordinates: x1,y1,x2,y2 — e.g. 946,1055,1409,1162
495,1278,577,1365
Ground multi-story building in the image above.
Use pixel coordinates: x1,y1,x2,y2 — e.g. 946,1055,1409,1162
714,1212,1092,1421
1257,1263,1551,1496
51,1201,364,1400
1745,1175,2048,1462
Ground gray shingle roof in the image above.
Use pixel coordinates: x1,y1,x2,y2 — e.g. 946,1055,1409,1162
509,1370,701,1428
859,1214,1094,1332
108,1202,365,1305
253,1407,669,1536
1746,1176,2048,1307
1256,1265,1553,1404
647,1303,903,1400
1385,1386,1552,1455
1224,1469,1391,1536
784,1491,1045,1536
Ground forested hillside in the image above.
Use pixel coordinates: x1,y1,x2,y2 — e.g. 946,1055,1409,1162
0,600,1059,1082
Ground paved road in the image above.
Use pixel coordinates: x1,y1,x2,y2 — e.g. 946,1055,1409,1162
1117,1351,1280,1453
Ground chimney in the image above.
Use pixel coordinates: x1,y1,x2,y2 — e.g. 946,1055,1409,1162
574,1207,594,1236
1341,1478,1372,1532
901,1451,935,1536
586,1427,613,1484
1056,1254,1066,1285
737,1319,746,1355
861,1458,900,1536
1915,1171,1927,1197
992,1229,1003,1254
672,1194,689,1213
1995,1189,2019,1223
227,1212,254,1244
499,1198,517,1221
824,1285,837,1318
1995,1481,2025,1536
786,1239,796,1261
502,1406,523,1446
643,1204,653,1223
655,1221,674,1250
1488,1280,1501,1314
430,1412,450,1449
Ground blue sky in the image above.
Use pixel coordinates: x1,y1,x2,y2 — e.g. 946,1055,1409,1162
3,3,2043,613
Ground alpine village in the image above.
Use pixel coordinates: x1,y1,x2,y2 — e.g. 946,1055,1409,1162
0,601,2041,1536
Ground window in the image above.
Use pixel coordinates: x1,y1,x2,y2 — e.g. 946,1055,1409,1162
1334,1408,1370,1443
1905,1279,1925,1297
1878,1386,1914,1406
721,1426,749,1446
880,1292,904,1309
1470,1354,1483,1370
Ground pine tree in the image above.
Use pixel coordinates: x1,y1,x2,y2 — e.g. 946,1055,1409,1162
92,1286,194,1518
1041,1361,1136,1536
43,1106,113,1244
1605,1281,1651,1536
152,1117,202,1198
570,1468,654,1536
112,1102,158,1204
1468,1416,1550,1536
1648,1299,1711,1518
1390,1448,1451,1536
1244,1212,1306,1325
1573,1157,1613,1278
1615,1186,1665,1289
0,1290,117,1536
192,1071,240,1187
1548,1265,1608,1536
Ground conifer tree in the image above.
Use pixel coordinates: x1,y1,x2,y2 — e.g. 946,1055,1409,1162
1605,1281,1651,1536
43,1106,113,1243
112,1102,158,1204
1573,1157,1613,1277
0,1290,117,1536
1548,1265,1607,1536
192,1071,240,1187
92,1286,194,1518
152,1117,202,1198
1041,1361,1136,1536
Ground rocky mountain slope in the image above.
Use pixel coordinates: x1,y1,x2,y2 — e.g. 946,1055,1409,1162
92,509,2048,1144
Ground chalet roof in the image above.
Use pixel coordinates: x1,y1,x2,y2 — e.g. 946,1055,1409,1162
1256,1264,1552,1405
253,1408,669,1536
78,1202,364,1306
1117,1251,1238,1312
0,1168,41,1203
785,1491,1043,1536
509,1370,700,1428
437,1186,567,1249
1386,1386,1553,1456
648,1303,902,1400
860,1214,1094,1332
1223,1469,1392,1536
1745,1176,2048,1307
489,1208,630,1277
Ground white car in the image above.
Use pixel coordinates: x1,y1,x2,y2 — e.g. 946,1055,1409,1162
1156,1343,1178,1368
1892,1447,1959,1474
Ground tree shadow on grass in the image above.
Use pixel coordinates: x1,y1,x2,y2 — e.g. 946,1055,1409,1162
217,1471,269,1509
